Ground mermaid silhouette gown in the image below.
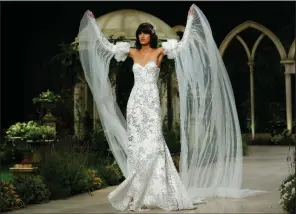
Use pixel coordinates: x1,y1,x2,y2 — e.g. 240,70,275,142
107,61,196,211
79,6,266,212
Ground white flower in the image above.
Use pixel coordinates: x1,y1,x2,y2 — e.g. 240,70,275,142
278,198,283,204
150,24,157,34
113,42,130,62
151,23,156,31
284,181,292,188
161,39,179,59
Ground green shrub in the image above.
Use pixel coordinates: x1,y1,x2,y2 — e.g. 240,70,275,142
279,173,296,214
0,138,24,164
12,174,50,205
86,169,103,193
39,149,88,199
96,163,123,186
0,180,24,212
110,161,124,182
89,123,110,156
5,121,56,141
86,152,113,169
271,129,294,145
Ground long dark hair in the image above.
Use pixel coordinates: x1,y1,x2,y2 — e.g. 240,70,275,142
135,22,158,49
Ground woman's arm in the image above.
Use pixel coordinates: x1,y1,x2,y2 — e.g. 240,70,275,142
128,48,136,58
157,48,165,67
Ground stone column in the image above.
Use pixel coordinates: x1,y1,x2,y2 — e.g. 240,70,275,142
281,60,295,132
247,61,255,139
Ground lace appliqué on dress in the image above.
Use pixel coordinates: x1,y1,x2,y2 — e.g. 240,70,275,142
107,62,195,212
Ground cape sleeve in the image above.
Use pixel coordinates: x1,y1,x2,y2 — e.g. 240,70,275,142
78,10,130,177
161,12,193,59
161,4,265,203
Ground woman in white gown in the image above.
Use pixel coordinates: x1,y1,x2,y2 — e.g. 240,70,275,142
107,22,197,211
78,4,264,212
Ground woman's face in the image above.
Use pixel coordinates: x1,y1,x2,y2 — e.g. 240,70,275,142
138,32,151,46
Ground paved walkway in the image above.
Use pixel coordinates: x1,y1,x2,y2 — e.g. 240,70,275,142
6,146,294,213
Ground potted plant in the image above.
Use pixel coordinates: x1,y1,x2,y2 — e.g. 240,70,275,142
23,121,56,165
5,122,33,165
5,122,28,141
32,89,62,106
5,121,56,165
33,90,62,126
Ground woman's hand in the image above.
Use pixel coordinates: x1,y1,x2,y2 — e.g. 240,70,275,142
87,10,95,18
188,7,194,16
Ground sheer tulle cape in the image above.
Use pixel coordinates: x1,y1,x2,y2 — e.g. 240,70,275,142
78,5,265,203
161,5,264,202
78,11,130,177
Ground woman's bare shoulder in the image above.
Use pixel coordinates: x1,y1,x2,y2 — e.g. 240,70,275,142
129,48,137,56
156,47,164,55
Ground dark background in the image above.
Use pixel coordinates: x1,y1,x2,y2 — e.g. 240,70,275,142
1,1,295,130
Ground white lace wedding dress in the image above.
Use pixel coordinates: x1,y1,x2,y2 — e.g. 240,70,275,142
78,4,265,213
107,61,196,211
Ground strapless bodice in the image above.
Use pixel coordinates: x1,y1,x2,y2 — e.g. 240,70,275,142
132,61,160,85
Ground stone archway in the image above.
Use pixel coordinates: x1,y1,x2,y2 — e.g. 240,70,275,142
219,21,287,58
172,25,185,32
172,25,185,40
284,39,296,132
219,21,294,138
288,40,295,60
